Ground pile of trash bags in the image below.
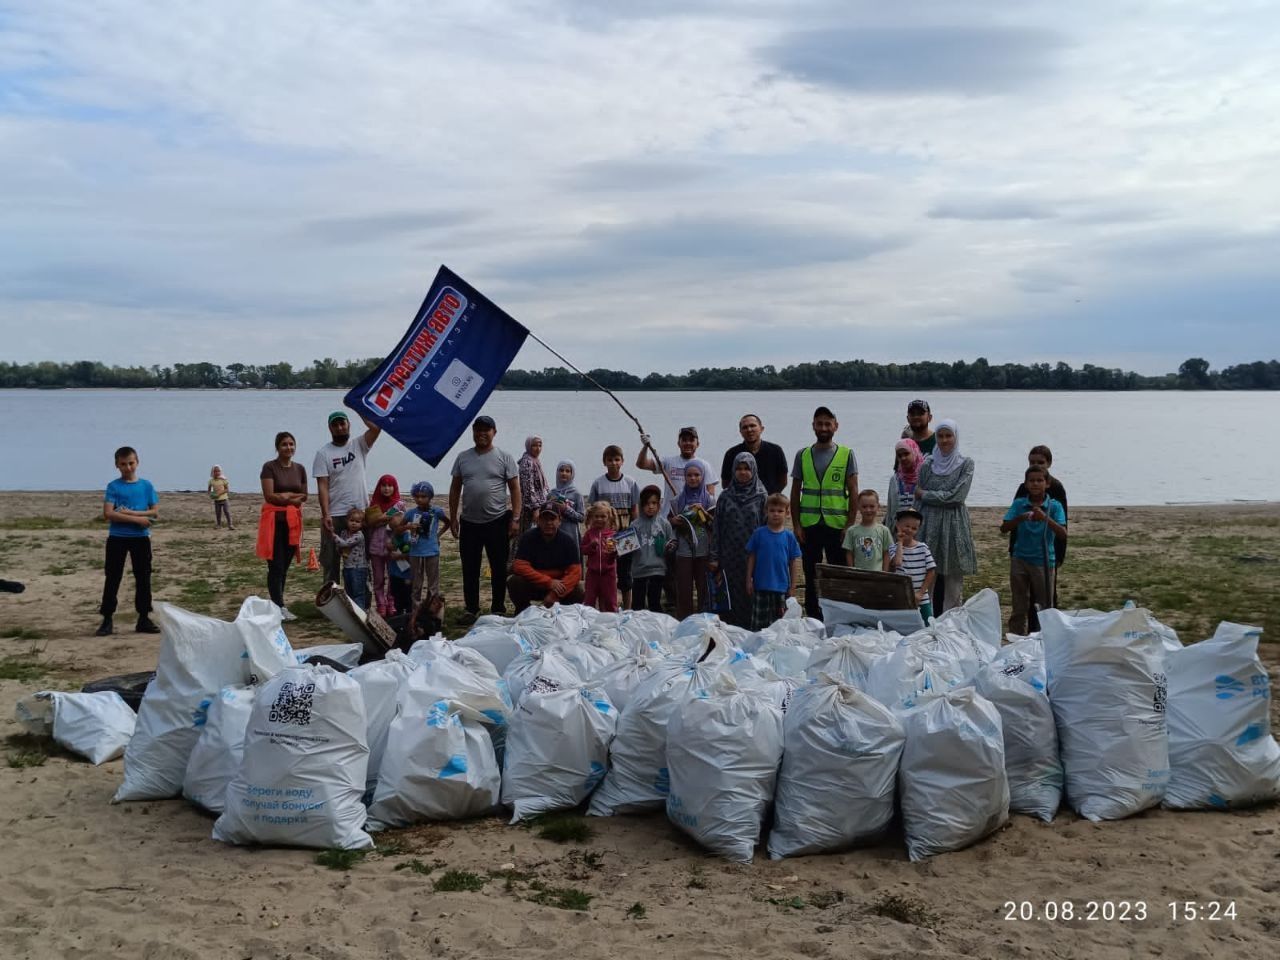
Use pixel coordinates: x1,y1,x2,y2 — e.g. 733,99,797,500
18,587,1278,864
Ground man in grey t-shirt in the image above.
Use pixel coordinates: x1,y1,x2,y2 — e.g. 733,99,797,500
314,410,381,585
449,415,521,622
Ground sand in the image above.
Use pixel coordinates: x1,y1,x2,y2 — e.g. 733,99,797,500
2,493,1279,959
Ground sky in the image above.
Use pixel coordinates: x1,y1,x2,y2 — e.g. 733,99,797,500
1,0,1278,376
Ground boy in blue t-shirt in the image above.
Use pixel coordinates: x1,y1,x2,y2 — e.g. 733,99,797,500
1000,465,1068,635
745,493,803,630
398,480,451,612
98,445,160,636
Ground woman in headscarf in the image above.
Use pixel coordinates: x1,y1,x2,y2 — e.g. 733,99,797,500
710,451,767,628
517,435,549,536
914,419,977,614
671,457,714,620
886,438,924,537
367,474,405,616
547,459,586,545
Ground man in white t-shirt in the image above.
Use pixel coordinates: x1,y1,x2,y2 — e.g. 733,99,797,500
635,426,718,518
314,410,382,584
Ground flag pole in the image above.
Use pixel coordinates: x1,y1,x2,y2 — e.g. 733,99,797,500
524,329,681,499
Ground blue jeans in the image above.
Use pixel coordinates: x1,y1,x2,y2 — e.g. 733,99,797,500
343,566,369,610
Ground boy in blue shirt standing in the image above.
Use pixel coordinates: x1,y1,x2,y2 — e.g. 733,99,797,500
1000,465,1068,635
98,446,160,636
745,493,803,630
399,481,451,616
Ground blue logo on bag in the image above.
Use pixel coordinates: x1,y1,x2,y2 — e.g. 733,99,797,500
426,700,451,728
584,761,606,793
1236,723,1264,746
480,708,507,727
654,766,670,796
192,698,212,727
1215,675,1245,699
438,753,468,778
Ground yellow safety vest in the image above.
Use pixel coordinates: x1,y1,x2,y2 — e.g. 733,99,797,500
799,445,852,529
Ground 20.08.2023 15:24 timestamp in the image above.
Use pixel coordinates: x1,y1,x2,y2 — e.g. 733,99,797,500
1002,901,1238,922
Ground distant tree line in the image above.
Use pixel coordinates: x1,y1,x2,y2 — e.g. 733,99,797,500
1,356,1276,391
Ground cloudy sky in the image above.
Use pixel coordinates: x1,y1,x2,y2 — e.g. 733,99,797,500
2,0,1278,375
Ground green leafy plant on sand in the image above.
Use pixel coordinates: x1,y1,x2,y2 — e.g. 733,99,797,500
433,870,488,892
534,814,594,843
528,882,593,911
314,849,369,871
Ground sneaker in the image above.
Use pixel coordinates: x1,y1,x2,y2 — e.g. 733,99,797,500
95,616,114,636
280,607,298,622
458,610,478,626
135,616,161,634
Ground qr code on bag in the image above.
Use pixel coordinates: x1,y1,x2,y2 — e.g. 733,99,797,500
269,681,316,725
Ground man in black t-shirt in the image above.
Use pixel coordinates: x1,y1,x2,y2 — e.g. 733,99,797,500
506,504,585,612
719,413,789,494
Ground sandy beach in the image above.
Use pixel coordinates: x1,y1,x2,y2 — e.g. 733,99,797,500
2,492,1278,959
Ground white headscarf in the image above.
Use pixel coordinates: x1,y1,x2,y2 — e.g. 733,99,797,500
928,419,966,476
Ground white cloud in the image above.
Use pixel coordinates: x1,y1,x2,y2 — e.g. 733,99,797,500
1,0,1278,374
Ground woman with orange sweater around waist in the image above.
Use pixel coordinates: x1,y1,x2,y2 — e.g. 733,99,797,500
258,430,307,621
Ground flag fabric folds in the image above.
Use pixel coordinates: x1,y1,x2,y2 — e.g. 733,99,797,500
344,266,529,467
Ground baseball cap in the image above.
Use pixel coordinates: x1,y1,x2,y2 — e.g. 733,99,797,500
678,425,698,439
328,411,349,424
473,415,496,429
896,507,923,522
907,399,930,413
538,502,559,517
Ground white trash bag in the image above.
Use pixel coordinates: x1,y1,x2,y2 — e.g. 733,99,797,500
213,665,373,850
349,650,419,797
503,646,581,709
974,637,1062,822
182,684,256,812
1164,622,1280,809
454,627,536,674
898,687,1009,861
665,671,784,862
16,690,136,765
407,635,503,685
367,697,501,829
932,588,1002,660
115,602,248,801
295,643,363,669
805,635,887,688
236,596,295,684
590,639,665,713
1043,607,1169,821
501,681,616,822
768,675,905,859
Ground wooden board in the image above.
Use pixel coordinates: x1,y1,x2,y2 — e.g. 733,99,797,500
814,563,917,609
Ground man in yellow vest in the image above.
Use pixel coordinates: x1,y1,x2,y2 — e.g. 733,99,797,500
789,405,859,619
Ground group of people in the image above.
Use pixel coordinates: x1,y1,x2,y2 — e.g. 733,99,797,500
94,398,1069,638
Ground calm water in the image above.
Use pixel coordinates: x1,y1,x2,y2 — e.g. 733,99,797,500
3,389,1278,505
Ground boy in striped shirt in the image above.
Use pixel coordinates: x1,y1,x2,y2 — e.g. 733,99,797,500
889,508,937,622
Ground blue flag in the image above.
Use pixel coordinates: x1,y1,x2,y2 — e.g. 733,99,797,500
344,266,528,466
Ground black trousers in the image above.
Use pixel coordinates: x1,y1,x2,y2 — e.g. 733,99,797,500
631,575,665,613
800,523,845,619
101,536,153,617
266,515,293,607
459,512,512,614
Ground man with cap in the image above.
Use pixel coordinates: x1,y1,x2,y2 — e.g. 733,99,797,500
903,399,936,456
449,415,521,623
636,425,718,519
314,410,382,586
789,405,859,619
506,501,585,612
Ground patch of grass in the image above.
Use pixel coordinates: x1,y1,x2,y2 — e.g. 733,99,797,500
867,893,939,929
7,749,48,768
626,902,647,919
489,867,535,892
178,578,218,608
807,890,846,910
0,516,66,530
0,655,47,682
686,866,708,890
393,859,437,875
1,626,42,640
767,896,808,910
534,814,594,844
314,848,369,871
71,537,95,547
287,600,324,622
528,883,593,911
433,869,488,892
43,564,77,576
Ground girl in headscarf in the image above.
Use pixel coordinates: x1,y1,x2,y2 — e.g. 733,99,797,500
367,474,405,616
710,452,767,627
547,459,585,545
913,419,977,614
671,457,714,620
517,435,549,536
886,438,924,537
